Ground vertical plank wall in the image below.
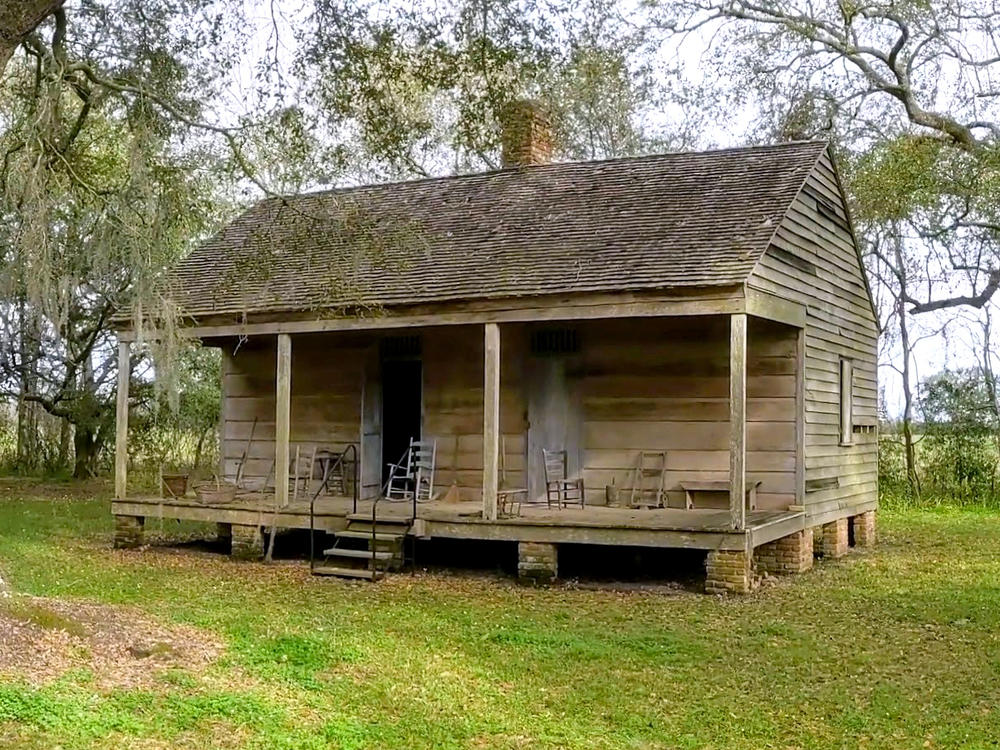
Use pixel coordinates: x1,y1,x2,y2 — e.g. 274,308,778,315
422,325,527,502
748,149,879,525
578,316,798,509
220,333,368,490
216,316,807,511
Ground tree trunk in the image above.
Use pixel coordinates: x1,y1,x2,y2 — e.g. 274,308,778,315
193,428,209,473
893,242,920,500
0,0,65,77
899,307,919,497
979,308,1000,495
73,424,100,478
0,41,14,79
58,416,72,471
15,302,41,471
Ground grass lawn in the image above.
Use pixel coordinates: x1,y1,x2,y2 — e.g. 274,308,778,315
0,481,999,749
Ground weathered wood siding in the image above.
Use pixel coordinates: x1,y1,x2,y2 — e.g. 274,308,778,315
217,311,814,513
220,334,368,490
423,325,528,502
577,317,798,509
749,149,879,525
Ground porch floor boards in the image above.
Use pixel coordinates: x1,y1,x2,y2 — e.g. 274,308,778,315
113,494,805,550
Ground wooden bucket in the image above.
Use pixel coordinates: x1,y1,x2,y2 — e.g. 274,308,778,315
160,473,189,498
605,484,620,507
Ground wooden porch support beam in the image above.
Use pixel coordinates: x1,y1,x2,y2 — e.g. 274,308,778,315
729,313,747,531
118,290,749,341
483,323,501,521
275,334,292,509
114,340,130,500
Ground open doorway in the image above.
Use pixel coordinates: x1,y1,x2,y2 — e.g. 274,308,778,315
380,338,422,485
526,327,583,502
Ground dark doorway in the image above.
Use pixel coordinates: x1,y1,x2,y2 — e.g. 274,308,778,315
381,358,422,484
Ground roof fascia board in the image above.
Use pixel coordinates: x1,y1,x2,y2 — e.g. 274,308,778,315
118,288,750,341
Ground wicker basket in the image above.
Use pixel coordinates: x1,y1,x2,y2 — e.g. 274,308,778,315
160,473,189,498
193,481,238,505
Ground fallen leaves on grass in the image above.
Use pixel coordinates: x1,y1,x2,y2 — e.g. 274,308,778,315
0,594,222,690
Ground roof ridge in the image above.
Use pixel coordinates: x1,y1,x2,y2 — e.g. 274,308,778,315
265,140,830,204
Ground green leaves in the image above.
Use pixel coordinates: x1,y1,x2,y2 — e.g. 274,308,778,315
301,0,664,177
851,136,947,222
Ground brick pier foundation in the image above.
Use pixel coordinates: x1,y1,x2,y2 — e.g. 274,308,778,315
517,542,558,584
705,549,753,595
754,529,814,575
819,518,848,559
113,515,144,549
851,511,876,547
231,524,263,560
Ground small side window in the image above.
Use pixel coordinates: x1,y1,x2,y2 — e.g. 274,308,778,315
840,358,854,445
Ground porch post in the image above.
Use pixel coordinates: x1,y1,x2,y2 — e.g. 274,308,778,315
483,323,501,521
275,334,292,508
729,313,747,531
114,339,130,500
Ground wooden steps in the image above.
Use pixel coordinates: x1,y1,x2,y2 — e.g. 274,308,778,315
345,512,410,522
312,513,411,581
334,530,407,542
312,565,385,580
321,547,393,561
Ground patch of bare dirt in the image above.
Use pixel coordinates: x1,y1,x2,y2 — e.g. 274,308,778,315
0,594,223,690
0,476,113,500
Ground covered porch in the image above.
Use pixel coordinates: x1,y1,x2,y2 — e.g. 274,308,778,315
113,292,811,590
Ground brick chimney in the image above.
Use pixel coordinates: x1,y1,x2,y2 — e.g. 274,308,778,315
500,100,553,168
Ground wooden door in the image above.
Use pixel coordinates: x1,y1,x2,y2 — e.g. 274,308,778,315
359,345,382,500
526,355,582,502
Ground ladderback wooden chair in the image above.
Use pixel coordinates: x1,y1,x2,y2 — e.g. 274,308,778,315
411,439,436,502
385,438,437,502
292,446,317,502
313,446,358,499
542,449,584,509
497,436,527,516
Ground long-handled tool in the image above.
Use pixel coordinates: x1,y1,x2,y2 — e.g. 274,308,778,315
234,416,258,489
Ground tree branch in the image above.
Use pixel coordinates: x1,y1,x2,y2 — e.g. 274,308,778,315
0,0,65,76
905,270,1000,313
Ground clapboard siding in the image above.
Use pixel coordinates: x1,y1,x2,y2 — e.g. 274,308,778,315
749,149,879,522
578,317,797,510
220,335,368,489
423,325,527,502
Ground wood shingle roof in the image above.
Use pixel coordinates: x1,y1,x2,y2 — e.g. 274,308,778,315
169,141,828,318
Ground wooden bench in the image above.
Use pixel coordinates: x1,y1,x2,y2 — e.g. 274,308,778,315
680,480,762,510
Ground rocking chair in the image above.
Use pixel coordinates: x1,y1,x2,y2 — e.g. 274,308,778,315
385,438,437,502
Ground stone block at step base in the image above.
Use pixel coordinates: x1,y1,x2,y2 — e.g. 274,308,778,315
754,528,814,575
852,511,876,547
819,518,848,559
231,524,263,560
705,549,755,595
114,515,144,549
517,542,557,585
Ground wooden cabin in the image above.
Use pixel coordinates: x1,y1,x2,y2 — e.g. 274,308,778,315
112,109,878,593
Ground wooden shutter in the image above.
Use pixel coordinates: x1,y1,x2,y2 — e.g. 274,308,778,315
840,358,853,445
